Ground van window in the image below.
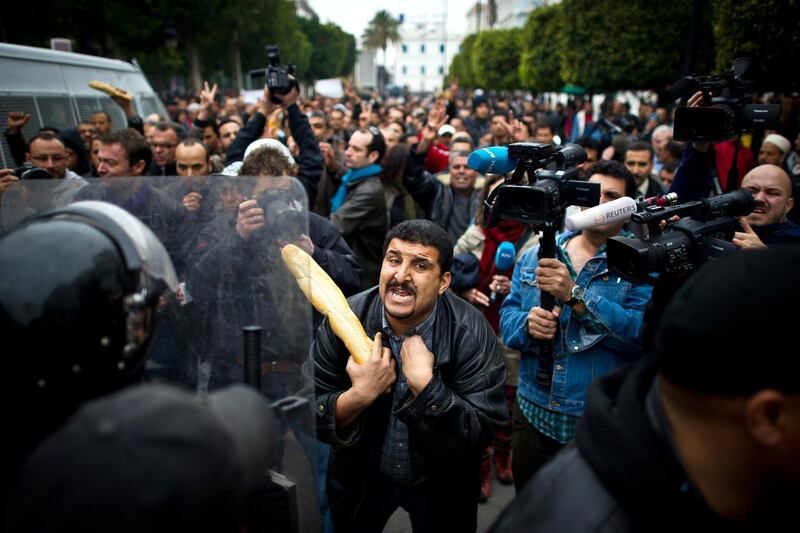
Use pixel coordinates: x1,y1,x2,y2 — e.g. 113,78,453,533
36,96,77,131
0,95,38,168
139,96,161,119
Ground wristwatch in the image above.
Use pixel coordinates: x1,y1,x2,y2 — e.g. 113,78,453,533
566,284,586,306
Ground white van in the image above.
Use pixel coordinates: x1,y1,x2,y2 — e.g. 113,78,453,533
0,42,166,168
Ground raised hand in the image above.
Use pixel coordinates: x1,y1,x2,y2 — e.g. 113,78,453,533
7,111,31,132
198,81,218,120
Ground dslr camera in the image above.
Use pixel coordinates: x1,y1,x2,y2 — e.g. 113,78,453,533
13,162,51,180
483,143,599,228
256,189,305,243
670,56,779,142
249,45,299,104
607,188,756,283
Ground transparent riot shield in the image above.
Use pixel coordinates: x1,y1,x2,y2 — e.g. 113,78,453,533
1,174,322,533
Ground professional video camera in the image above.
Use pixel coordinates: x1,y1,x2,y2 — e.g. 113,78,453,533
668,56,779,143
607,188,756,283
248,45,299,104
475,142,600,228
469,142,599,390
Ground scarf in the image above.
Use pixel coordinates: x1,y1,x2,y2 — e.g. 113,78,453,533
330,164,382,213
480,220,529,332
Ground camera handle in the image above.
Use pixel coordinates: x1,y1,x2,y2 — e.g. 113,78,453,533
535,223,558,389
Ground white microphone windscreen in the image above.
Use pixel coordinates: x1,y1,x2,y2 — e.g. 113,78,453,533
565,196,638,231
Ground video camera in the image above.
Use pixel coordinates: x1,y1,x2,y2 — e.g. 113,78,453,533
669,56,780,142
607,188,756,283
478,143,600,229
248,45,299,104
471,142,599,390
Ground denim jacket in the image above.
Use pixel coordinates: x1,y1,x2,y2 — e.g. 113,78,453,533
499,230,652,416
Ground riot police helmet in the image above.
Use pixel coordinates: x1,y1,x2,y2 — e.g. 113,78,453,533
0,201,178,399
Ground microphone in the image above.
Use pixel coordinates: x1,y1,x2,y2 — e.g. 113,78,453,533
662,76,697,103
467,146,518,174
490,241,516,303
554,143,588,167
565,197,638,232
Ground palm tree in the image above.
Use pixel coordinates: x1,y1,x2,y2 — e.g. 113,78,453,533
362,10,401,90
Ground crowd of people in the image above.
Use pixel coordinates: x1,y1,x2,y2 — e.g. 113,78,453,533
1,74,799,532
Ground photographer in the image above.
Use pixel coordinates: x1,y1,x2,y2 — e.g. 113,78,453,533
188,145,363,385
0,133,86,210
499,160,653,492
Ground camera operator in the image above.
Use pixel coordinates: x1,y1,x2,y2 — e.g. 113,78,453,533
666,88,798,246
669,92,800,246
223,83,323,210
733,164,800,247
491,246,800,532
499,160,653,492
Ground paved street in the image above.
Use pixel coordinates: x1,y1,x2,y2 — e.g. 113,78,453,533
384,472,515,532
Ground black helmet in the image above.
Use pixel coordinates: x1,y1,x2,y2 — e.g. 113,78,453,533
0,201,178,399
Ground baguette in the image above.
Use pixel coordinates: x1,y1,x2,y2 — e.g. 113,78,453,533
281,244,373,364
88,80,133,102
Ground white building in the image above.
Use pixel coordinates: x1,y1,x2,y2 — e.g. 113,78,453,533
467,0,558,32
466,3,492,34
394,21,463,94
355,49,378,90
495,0,538,29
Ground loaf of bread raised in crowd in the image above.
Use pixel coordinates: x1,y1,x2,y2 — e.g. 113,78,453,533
281,244,372,364
88,80,133,103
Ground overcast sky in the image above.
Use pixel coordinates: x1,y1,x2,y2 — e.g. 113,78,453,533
307,0,475,42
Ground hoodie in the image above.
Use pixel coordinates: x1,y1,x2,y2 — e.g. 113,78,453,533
491,359,793,532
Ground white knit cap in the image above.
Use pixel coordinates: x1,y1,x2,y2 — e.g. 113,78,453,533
763,133,790,154
243,138,296,166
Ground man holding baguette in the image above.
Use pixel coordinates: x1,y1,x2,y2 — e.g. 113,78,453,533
312,219,509,533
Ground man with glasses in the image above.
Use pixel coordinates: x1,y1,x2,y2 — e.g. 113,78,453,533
0,132,86,207
24,133,81,180
148,122,185,176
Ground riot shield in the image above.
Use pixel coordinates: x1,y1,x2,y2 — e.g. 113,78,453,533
1,174,322,533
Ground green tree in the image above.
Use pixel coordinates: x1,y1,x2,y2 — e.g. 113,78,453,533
712,0,800,91
362,10,401,69
470,29,522,90
558,0,714,93
519,4,565,92
298,17,356,80
448,34,479,88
